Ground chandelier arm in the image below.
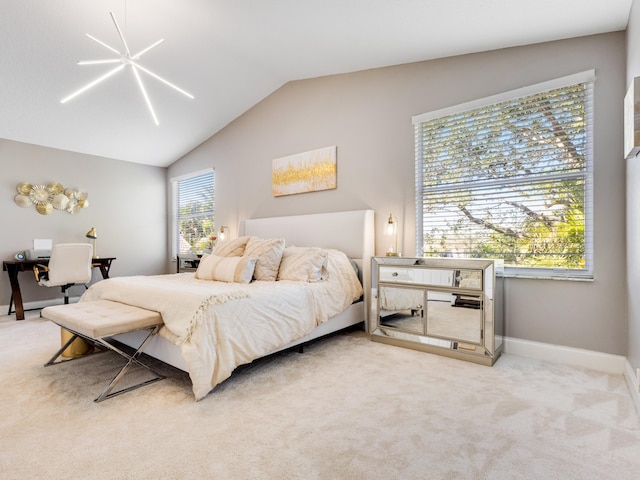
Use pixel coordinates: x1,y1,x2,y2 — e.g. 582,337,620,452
132,39,165,59
110,12,131,56
129,60,194,99
60,64,126,104
85,34,121,55
65,12,192,125
131,65,159,125
78,59,122,66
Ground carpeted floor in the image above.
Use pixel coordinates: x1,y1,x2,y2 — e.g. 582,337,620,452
1,312,639,480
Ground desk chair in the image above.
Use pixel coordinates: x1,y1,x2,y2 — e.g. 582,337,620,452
33,243,93,304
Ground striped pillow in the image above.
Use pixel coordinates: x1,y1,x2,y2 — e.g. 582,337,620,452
195,254,257,283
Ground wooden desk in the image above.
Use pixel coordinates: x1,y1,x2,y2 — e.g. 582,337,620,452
3,257,116,320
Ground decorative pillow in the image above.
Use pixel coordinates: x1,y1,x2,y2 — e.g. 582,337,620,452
277,246,328,282
195,254,257,283
244,237,285,281
213,236,251,257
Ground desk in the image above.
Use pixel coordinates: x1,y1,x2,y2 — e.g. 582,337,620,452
3,257,115,320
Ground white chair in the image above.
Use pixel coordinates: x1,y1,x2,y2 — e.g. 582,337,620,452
33,243,94,304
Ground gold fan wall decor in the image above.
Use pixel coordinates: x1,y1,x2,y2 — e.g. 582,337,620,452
14,182,89,215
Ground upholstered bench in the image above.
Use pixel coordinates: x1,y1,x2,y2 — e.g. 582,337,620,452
41,299,165,402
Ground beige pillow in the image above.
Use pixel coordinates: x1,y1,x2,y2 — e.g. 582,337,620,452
244,237,285,281
277,246,328,282
213,236,250,257
195,254,257,283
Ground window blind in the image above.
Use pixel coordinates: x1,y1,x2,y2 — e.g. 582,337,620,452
414,73,594,279
171,170,215,257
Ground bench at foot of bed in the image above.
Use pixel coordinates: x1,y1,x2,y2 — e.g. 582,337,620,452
41,299,165,403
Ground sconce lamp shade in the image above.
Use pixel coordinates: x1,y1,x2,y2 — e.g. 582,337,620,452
86,227,98,258
218,225,230,242
385,214,399,256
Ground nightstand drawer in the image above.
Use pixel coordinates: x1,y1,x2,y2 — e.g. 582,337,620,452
379,266,454,287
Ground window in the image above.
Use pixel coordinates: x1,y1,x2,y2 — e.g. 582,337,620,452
413,71,594,279
171,169,215,258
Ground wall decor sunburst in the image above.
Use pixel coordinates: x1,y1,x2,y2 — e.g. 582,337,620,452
60,11,194,125
14,182,89,215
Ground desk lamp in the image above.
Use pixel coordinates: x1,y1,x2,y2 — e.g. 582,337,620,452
86,227,98,258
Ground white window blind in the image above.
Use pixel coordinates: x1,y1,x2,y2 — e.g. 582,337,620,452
171,169,215,257
413,72,594,279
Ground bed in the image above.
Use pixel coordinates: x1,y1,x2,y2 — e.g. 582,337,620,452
81,209,374,400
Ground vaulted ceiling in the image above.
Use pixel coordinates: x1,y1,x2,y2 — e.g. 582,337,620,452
0,0,632,167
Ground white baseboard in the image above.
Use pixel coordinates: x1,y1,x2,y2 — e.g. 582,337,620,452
503,337,640,413
503,336,626,374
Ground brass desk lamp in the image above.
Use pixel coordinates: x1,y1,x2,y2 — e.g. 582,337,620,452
86,227,98,258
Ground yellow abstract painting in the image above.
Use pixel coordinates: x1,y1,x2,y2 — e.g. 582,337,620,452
272,146,337,196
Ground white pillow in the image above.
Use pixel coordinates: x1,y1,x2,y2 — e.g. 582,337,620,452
213,236,251,257
244,237,285,281
277,246,328,282
195,254,257,283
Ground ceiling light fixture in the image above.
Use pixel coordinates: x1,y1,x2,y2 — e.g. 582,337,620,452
60,12,194,125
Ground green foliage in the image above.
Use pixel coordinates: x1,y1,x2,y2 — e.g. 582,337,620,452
178,179,215,254
419,83,588,270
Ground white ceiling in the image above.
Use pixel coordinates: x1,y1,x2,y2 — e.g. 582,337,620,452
0,0,632,167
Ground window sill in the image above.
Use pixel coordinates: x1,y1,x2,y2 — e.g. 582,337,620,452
498,273,594,282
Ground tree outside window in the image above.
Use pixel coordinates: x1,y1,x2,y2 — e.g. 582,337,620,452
414,73,593,279
173,170,215,255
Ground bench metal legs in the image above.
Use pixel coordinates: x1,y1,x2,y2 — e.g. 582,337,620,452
45,325,165,402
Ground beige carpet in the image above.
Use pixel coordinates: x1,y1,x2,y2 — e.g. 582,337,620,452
1,312,639,480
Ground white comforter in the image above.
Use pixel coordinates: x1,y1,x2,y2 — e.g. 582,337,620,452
80,250,363,400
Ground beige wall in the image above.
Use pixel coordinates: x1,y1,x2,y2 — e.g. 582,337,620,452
170,32,627,355
627,1,640,373
0,139,168,309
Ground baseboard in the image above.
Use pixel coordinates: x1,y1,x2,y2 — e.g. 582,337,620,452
623,359,640,416
503,338,640,414
503,336,626,374
0,296,83,316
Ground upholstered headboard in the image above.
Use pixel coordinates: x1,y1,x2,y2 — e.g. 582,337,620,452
241,209,375,325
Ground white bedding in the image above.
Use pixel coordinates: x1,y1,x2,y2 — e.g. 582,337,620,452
379,286,424,312
80,248,363,400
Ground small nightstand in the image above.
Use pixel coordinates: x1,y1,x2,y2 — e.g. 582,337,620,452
176,255,201,273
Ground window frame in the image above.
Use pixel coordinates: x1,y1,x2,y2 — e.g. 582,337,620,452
170,168,215,260
412,70,595,280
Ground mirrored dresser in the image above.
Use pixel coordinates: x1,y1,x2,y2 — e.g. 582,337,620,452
371,257,504,366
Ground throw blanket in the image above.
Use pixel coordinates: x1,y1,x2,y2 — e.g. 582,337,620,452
81,274,250,343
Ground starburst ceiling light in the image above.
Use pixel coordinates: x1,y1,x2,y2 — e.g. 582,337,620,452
61,11,194,125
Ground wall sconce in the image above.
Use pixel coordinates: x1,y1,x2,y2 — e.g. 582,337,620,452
218,225,230,242
385,214,399,256
86,227,98,258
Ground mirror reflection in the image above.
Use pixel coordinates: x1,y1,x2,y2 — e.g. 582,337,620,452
378,285,482,343
378,286,424,334
425,292,482,344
